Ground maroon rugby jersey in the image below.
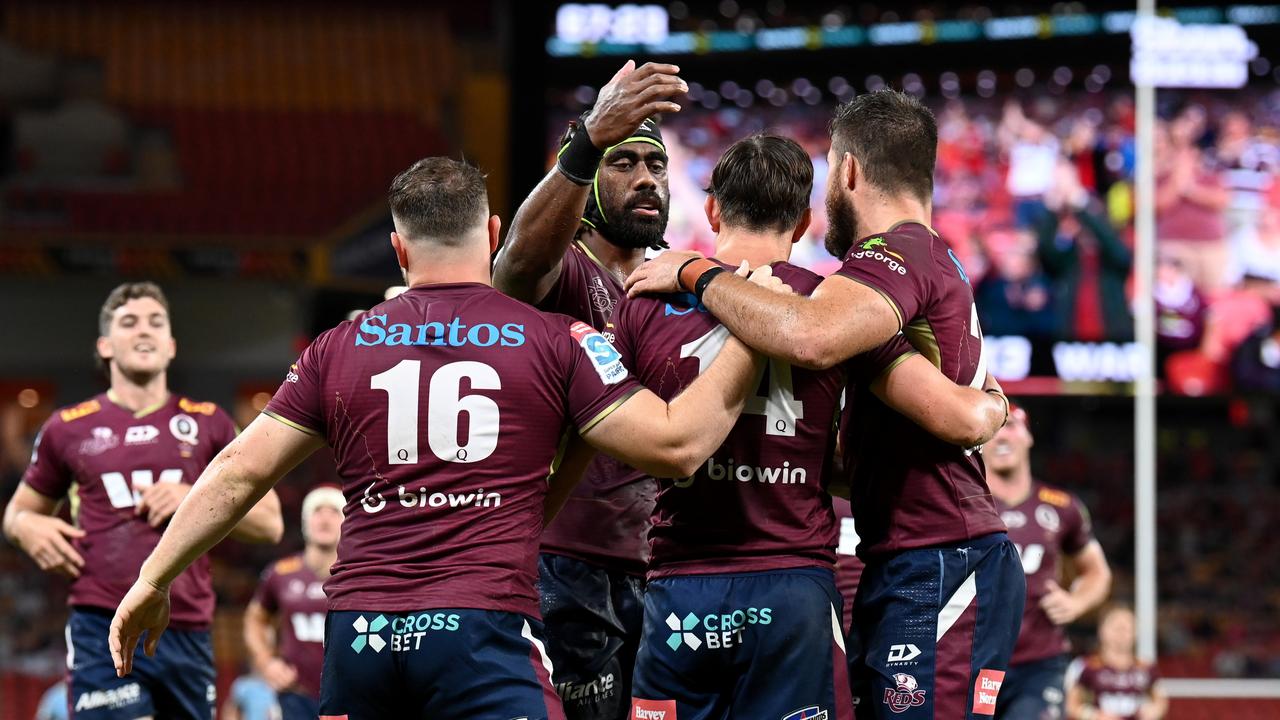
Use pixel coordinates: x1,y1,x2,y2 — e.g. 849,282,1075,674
839,222,1005,558
609,261,844,577
253,555,328,698
537,242,655,575
999,483,1094,664
23,393,236,629
833,497,865,635
264,283,641,617
1070,656,1160,720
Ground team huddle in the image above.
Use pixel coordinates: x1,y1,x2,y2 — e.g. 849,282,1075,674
3,61,1168,720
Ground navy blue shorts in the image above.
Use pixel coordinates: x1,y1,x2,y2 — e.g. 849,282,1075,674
66,607,215,720
849,533,1025,720
539,554,644,720
631,567,854,720
278,691,318,720
319,609,564,719
995,655,1068,720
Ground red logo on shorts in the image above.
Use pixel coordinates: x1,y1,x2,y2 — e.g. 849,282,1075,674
632,698,677,720
971,669,1005,715
882,673,927,713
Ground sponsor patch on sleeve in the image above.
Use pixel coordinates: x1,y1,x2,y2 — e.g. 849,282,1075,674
631,698,677,720
972,669,1005,715
569,321,629,385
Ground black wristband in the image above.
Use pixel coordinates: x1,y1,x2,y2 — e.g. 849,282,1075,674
693,266,726,300
676,257,703,292
556,126,604,186
985,388,1009,424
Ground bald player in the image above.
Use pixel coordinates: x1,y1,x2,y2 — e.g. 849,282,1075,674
628,90,1025,719
109,157,762,720
987,405,1111,720
494,60,685,719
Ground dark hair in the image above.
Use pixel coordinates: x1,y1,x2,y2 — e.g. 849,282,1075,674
97,282,170,373
388,157,489,244
829,90,937,203
706,134,813,233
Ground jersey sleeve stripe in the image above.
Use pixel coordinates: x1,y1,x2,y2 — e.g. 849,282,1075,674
830,272,904,331
577,387,642,434
262,410,321,437
874,349,920,382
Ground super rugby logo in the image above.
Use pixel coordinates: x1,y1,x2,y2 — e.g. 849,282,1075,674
883,673,926,713
570,321,628,385
852,237,907,276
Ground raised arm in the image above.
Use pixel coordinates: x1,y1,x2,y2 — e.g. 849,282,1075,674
493,60,684,303
109,415,324,675
628,255,900,370
581,336,763,478
874,357,1008,448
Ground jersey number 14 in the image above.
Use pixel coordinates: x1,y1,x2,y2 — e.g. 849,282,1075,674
681,325,804,437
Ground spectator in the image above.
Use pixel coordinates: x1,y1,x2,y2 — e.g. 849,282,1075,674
1156,113,1232,292
1155,253,1208,373
1231,301,1280,392
1215,110,1278,248
1001,100,1060,227
1037,160,1133,341
1227,200,1280,286
976,227,1058,340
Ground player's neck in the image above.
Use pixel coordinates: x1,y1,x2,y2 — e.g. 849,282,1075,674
1100,647,1135,670
580,230,647,281
107,370,169,414
857,193,933,239
989,466,1034,505
405,258,492,288
713,227,792,268
304,544,337,579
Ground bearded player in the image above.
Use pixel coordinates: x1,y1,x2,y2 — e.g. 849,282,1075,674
628,90,1025,719
3,281,283,720
494,60,685,718
612,134,1009,717
109,157,764,719
987,405,1111,720
244,486,345,720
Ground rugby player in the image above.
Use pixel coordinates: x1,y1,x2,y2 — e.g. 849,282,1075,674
2,281,283,720
494,59,685,718
244,486,344,720
988,405,1112,720
108,157,763,720
627,90,1026,719
612,134,1009,717
1065,606,1167,720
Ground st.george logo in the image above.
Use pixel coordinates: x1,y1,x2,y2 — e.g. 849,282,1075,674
883,673,926,713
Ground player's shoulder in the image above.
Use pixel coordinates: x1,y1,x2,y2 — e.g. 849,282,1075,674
770,261,823,294
271,554,305,576
51,394,108,428
1034,482,1077,509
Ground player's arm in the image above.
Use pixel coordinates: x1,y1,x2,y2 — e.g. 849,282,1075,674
1042,540,1112,626
544,434,597,525
3,483,85,579
1139,680,1169,720
493,60,684,303
581,337,763,478
627,257,900,370
243,599,298,692
1065,682,1097,720
227,490,284,544
874,357,1008,448
109,415,324,676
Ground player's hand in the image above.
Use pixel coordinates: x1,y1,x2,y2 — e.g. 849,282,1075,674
625,250,703,297
12,510,86,578
584,60,686,149
110,578,171,677
262,657,299,692
746,264,794,294
136,482,192,528
1040,580,1081,625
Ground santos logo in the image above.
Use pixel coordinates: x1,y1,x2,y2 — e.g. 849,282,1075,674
704,457,807,485
361,483,501,514
355,314,526,348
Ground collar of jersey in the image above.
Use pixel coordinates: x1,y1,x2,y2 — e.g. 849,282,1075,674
106,389,171,419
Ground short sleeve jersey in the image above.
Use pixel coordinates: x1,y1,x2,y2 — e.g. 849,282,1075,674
837,222,1005,558
999,483,1095,664
23,393,237,629
537,242,654,574
609,261,845,577
252,555,328,698
1071,656,1160,720
264,283,641,617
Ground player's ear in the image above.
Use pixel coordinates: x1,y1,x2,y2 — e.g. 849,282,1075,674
389,231,409,271
487,214,501,255
95,336,114,363
791,208,812,244
843,152,858,192
704,195,720,233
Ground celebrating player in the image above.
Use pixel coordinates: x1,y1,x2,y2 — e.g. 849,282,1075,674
987,404,1112,720
627,90,1026,719
2,281,283,720
494,59,685,718
108,157,763,720
1065,606,1167,720
612,134,1009,717
244,486,344,720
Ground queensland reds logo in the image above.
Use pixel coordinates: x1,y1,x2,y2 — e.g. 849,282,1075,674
883,673,927,713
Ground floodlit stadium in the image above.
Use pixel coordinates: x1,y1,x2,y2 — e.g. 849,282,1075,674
1,2,1278,719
